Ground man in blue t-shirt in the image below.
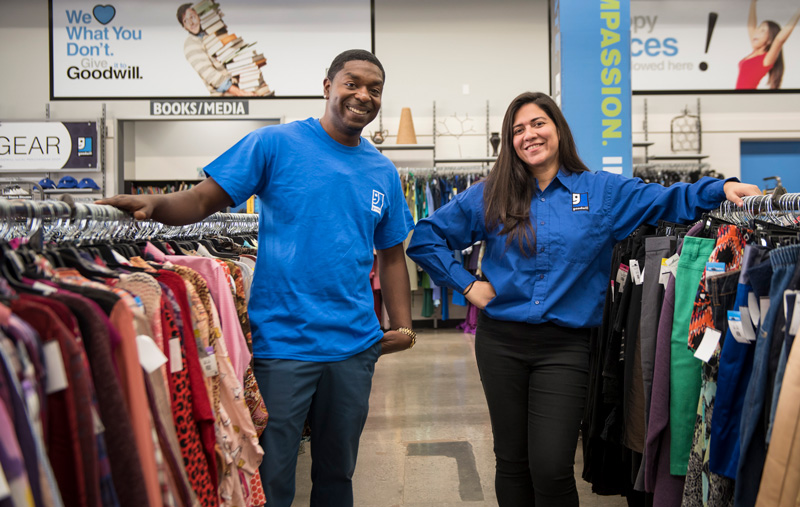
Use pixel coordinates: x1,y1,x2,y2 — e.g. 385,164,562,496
99,49,415,507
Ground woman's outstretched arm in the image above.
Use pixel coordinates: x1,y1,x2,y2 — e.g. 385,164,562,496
765,7,800,66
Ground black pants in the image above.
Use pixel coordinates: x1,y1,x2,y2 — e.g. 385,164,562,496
476,312,591,507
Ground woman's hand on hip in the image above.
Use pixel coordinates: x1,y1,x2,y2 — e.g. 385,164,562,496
466,280,496,310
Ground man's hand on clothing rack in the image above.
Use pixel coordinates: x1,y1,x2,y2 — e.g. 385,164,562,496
723,181,762,207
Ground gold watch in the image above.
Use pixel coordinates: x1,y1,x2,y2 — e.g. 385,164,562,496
396,327,417,349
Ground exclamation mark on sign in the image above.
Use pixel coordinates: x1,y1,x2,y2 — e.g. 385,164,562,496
699,12,718,71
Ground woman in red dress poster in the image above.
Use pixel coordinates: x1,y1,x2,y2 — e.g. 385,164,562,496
736,0,800,90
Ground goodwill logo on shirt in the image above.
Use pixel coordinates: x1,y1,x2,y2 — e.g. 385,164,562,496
371,190,385,214
572,193,589,212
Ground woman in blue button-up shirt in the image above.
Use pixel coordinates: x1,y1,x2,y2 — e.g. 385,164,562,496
406,91,759,506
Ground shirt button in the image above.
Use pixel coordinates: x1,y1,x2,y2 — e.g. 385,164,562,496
539,274,544,280
540,198,545,202
535,301,540,305
540,221,545,225
540,246,545,252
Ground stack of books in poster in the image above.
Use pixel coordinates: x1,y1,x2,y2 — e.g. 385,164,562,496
226,51,267,92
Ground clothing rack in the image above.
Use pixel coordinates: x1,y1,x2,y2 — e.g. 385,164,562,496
711,193,800,228
396,165,489,176
0,199,258,244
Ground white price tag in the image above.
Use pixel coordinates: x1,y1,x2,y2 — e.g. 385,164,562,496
738,306,757,342
659,258,671,286
748,292,761,328
200,346,219,378
0,464,10,501
616,264,630,292
705,262,726,278
728,311,750,344
760,297,770,322
169,338,183,373
32,281,58,296
630,260,643,286
43,341,69,394
789,292,800,337
694,327,722,363
136,335,168,374
666,253,680,277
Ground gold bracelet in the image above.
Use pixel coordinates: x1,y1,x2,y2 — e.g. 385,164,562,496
396,327,417,349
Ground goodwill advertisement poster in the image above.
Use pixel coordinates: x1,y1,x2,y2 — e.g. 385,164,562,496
50,0,372,99
631,0,800,92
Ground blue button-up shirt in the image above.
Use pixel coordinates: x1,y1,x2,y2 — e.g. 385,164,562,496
406,169,732,328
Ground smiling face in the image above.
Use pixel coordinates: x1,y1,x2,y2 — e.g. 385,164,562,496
320,60,383,146
512,102,561,176
182,8,201,35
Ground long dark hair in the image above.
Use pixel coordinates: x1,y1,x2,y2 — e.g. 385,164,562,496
483,92,590,255
764,21,785,89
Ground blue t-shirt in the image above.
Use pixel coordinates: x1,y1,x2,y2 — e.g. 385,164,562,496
205,118,414,361
407,169,733,328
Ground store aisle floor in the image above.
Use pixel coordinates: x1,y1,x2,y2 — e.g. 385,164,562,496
292,328,628,506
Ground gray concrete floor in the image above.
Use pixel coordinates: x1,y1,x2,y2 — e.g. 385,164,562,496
292,328,628,506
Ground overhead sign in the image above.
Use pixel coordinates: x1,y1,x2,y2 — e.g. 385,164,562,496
552,0,633,177
631,0,800,92
150,99,249,116
0,122,98,171
50,0,373,99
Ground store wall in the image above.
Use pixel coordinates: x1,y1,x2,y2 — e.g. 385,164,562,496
2,0,800,194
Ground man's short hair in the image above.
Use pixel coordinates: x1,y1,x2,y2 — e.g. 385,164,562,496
327,49,385,83
177,3,193,25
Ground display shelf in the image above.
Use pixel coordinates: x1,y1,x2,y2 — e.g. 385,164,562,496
434,157,497,164
376,144,435,151
647,154,709,161
43,188,99,194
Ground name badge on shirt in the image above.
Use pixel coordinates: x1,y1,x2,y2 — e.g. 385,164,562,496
572,193,589,212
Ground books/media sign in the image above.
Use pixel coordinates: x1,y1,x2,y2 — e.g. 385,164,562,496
150,100,249,116
0,122,98,172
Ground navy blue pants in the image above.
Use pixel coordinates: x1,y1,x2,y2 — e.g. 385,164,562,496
252,341,381,507
475,312,590,507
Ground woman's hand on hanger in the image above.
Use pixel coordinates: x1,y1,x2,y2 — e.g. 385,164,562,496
723,181,762,207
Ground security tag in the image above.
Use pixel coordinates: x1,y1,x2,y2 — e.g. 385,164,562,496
43,341,69,394
748,292,760,328
169,338,183,373
630,260,643,286
694,327,722,363
705,262,726,278
728,310,750,344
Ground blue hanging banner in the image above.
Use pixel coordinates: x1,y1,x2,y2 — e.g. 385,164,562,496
551,0,632,177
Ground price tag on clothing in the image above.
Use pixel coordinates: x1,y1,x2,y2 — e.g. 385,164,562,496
694,327,722,363
728,311,751,344
788,292,800,337
31,281,58,296
629,260,644,286
200,346,219,378
616,264,630,292
665,253,680,277
659,258,671,286
91,405,106,435
738,307,757,342
705,262,726,278
169,338,183,373
760,297,770,322
748,292,761,328
0,464,10,501
43,341,69,394
136,335,168,374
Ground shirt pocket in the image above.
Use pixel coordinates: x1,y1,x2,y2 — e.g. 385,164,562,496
559,212,607,264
